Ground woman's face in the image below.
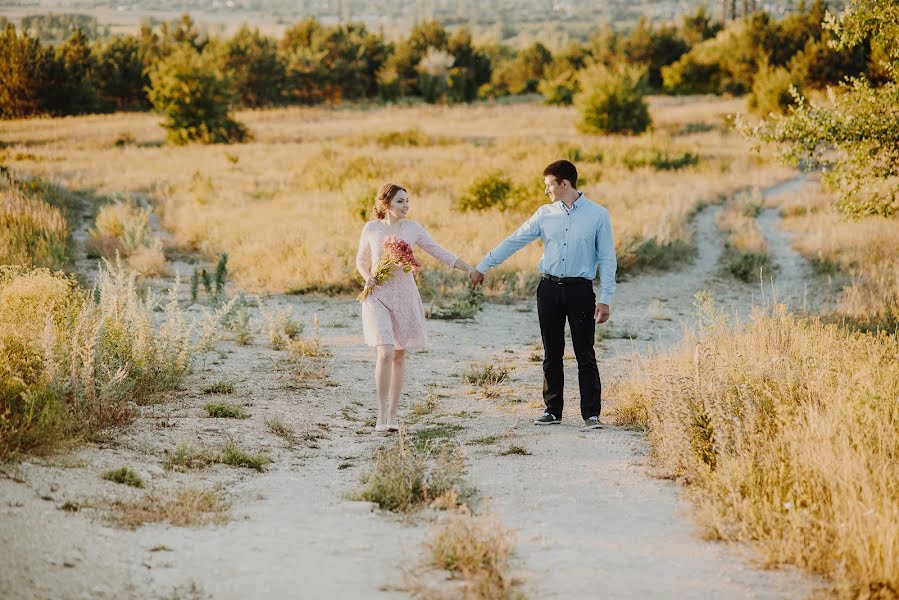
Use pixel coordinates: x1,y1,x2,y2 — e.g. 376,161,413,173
387,189,410,220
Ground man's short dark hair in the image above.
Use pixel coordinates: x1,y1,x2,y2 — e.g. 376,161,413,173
543,160,578,188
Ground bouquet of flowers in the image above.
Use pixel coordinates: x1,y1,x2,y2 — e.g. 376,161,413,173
357,235,422,302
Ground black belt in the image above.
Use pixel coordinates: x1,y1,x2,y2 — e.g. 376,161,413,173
541,274,592,285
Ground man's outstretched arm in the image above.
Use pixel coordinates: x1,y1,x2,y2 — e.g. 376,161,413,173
472,211,542,287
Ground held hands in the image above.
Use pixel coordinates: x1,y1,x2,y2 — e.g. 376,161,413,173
468,268,485,289
594,303,610,324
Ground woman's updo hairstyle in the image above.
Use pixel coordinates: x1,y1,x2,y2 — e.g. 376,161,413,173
373,183,406,220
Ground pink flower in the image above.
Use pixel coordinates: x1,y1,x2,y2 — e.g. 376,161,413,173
382,235,421,274
357,235,421,302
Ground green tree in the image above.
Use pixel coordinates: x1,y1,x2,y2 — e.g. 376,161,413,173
148,45,249,145
748,60,802,115
446,28,491,103
222,26,285,107
576,64,651,135
0,25,51,118
624,17,690,89
740,0,898,217
49,29,102,115
95,34,149,110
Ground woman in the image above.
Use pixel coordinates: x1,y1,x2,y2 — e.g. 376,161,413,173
355,183,475,432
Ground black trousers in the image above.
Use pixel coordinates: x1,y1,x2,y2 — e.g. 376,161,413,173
536,278,602,420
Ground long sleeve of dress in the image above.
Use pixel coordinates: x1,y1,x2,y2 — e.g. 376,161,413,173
414,223,458,268
356,222,372,275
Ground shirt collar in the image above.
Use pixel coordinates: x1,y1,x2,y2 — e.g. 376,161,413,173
559,192,584,214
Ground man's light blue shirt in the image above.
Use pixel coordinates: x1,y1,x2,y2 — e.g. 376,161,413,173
476,194,617,305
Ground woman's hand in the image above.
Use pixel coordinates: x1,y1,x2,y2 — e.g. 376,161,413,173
364,277,378,289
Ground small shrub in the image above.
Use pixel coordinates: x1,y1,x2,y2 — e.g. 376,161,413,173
375,128,428,147
165,444,218,472
426,287,484,320
411,389,439,417
204,402,248,419
202,381,235,395
576,64,651,135
748,62,801,117
265,416,296,445
354,433,470,512
622,148,699,171
455,172,513,213
260,304,302,350
464,363,511,387
190,253,228,303
102,466,144,488
220,443,270,472
468,435,502,446
499,445,531,456
538,71,579,105
726,251,770,282
427,510,515,599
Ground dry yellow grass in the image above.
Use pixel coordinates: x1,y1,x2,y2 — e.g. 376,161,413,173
87,198,169,277
427,509,517,600
610,298,899,597
773,181,899,327
0,98,792,296
109,488,229,529
0,181,69,269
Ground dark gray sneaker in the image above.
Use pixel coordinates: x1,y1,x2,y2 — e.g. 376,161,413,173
534,412,561,425
582,416,603,430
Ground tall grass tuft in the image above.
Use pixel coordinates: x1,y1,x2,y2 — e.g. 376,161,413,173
610,297,899,595
354,431,471,513
0,260,232,459
87,197,168,277
0,180,69,269
428,510,516,600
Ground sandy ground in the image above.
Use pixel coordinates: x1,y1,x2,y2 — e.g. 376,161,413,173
1,176,829,599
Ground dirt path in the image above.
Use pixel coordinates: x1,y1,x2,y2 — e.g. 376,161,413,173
1,177,822,599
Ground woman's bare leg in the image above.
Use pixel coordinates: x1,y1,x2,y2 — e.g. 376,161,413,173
375,345,394,429
387,349,407,429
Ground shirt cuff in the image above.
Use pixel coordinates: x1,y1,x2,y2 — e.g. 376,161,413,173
598,293,612,305
475,260,490,274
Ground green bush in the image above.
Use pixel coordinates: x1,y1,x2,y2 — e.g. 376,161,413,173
575,64,651,135
661,54,724,94
455,171,513,212
622,148,699,171
102,466,144,488
148,46,249,145
538,70,579,106
749,63,802,116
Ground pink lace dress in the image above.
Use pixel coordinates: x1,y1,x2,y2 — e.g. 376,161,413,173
356,219,458,349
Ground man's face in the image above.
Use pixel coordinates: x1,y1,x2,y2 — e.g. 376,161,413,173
544,176,564,202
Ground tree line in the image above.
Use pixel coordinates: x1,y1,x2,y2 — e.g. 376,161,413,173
0,1,886,121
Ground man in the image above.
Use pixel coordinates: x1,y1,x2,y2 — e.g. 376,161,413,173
470,160,616,430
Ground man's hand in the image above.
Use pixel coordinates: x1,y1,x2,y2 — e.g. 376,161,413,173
469,269,485,288
594,303,610,324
